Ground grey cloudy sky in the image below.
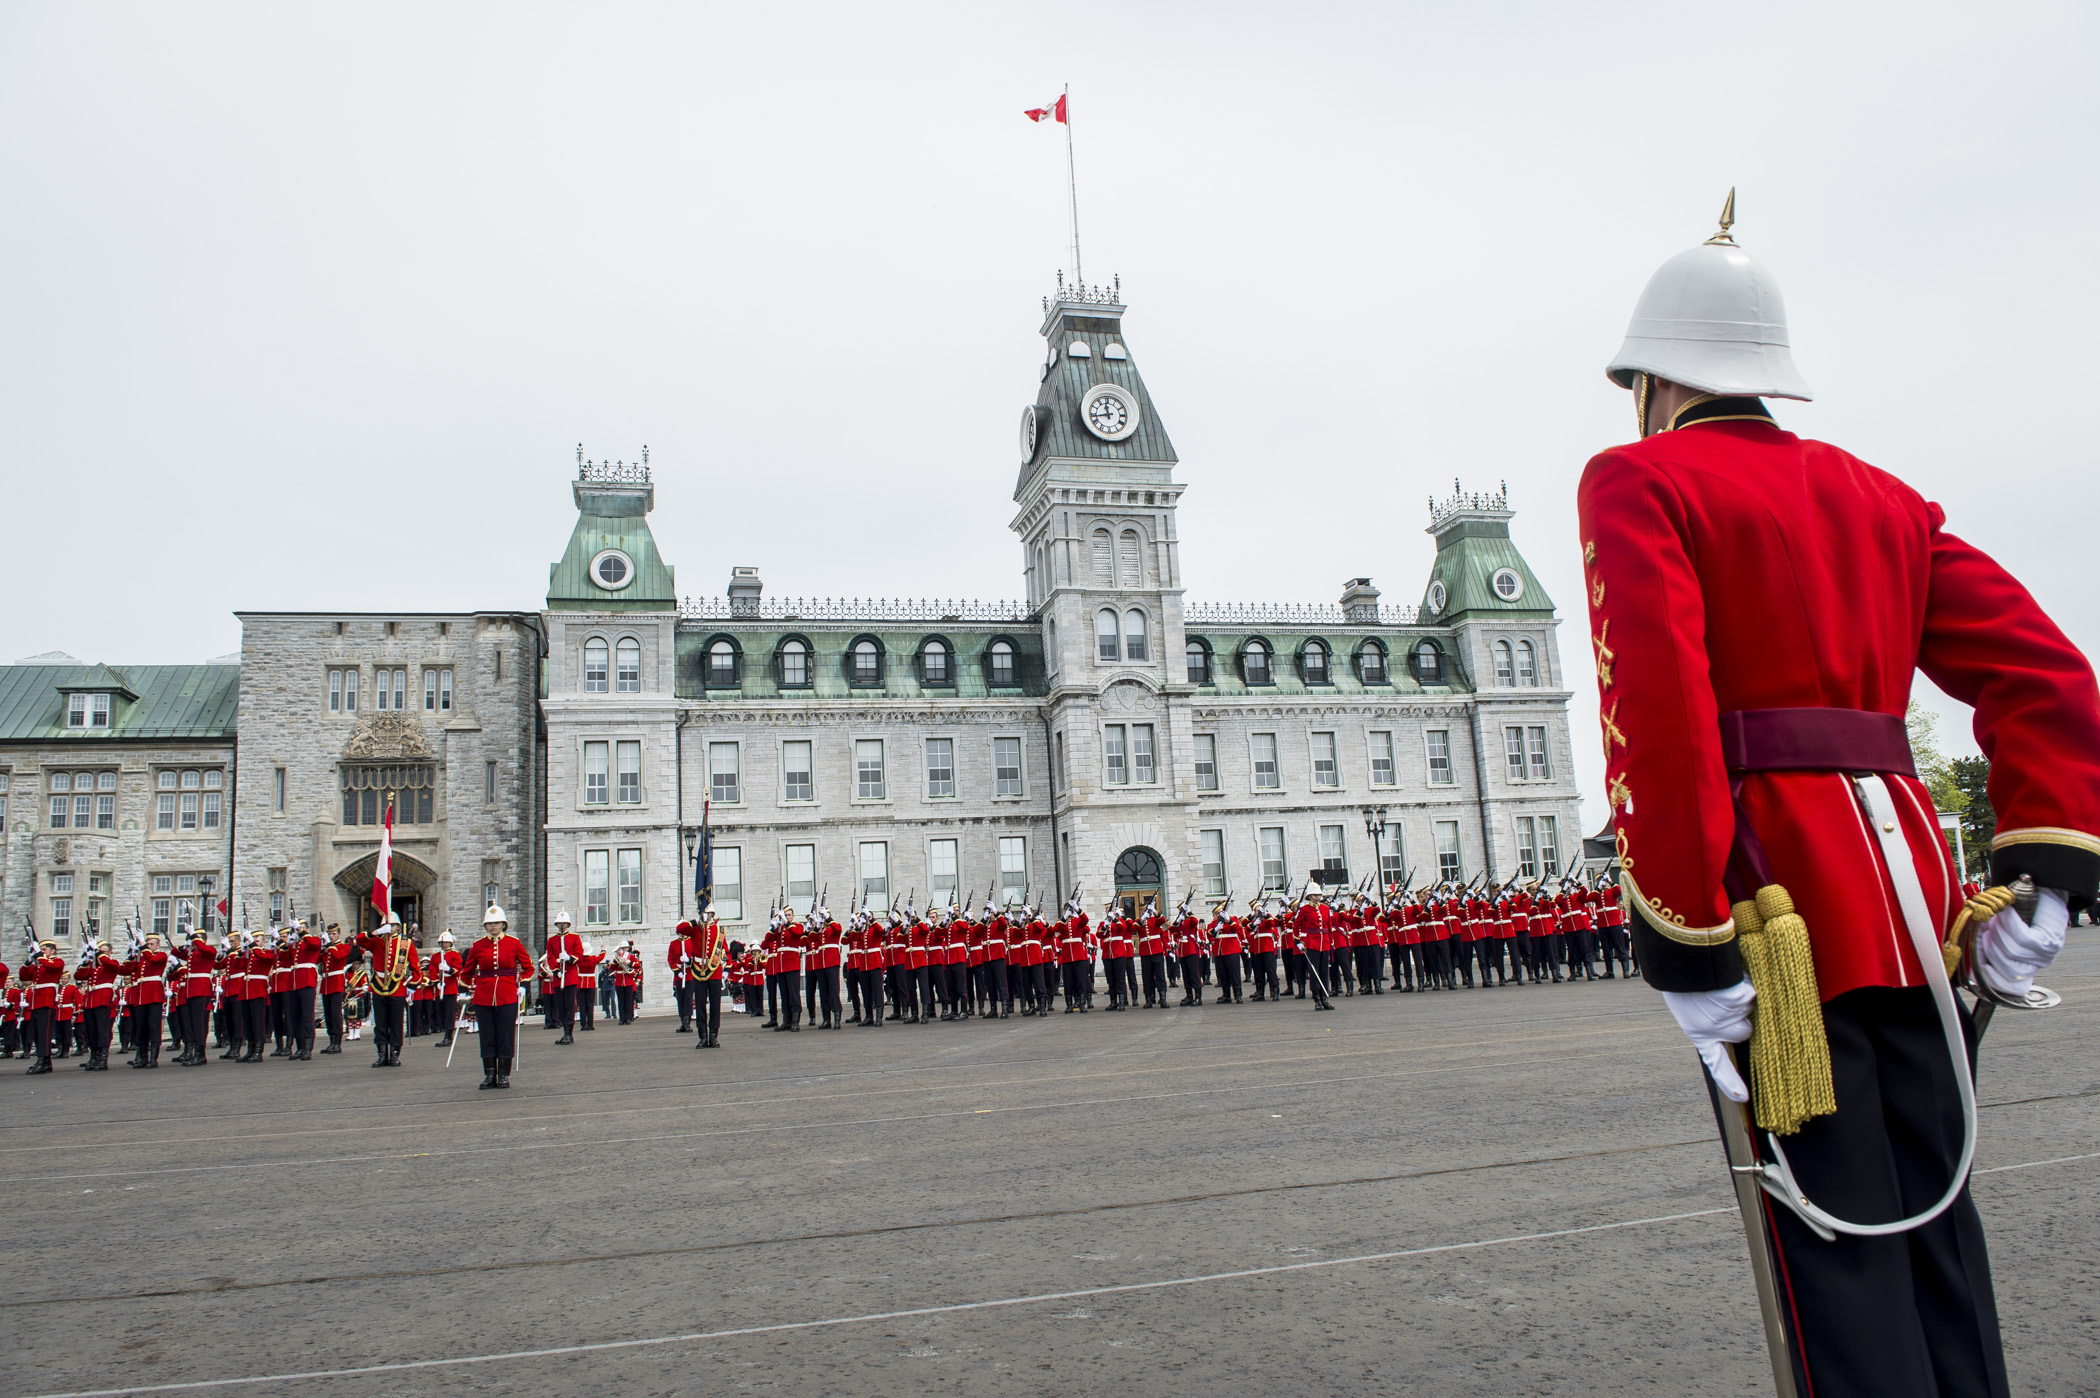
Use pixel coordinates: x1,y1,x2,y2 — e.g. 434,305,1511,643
4,1,2094,829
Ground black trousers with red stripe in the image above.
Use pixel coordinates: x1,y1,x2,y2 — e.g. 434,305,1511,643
1728,985,2005,1398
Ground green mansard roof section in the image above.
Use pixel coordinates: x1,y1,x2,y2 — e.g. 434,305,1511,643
548,477,678,612
1015,304,1179,498
1422,516,1555,620
1184,629,1473,697
0,664,240,742
675,627,1049,700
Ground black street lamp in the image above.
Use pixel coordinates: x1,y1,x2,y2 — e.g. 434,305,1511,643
1361,806,1389,895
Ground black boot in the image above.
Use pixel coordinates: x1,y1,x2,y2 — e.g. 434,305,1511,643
321,1037,341,1054
480,1059,497,1089
495,1058,511,1088
26,1055,53,1075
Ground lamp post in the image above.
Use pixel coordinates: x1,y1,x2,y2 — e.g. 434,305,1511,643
1361,806,1389,896
681,827,698,919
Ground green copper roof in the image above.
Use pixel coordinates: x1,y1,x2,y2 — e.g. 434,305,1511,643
1016,307,1178,498
1420,517,1554,620
1185,630,1472,697
0,664,239,743
548,475,677,612
674,626,1048,701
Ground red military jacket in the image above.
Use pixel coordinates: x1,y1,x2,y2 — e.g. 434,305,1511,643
576,950,605,987
75,954,122,1008
545,930,587,989
270,942,294,993
814,922,845,970
20,954,64,1009
984,916,1009,961
1580,407,2100,996
427,947,463,995
121,948,170,1005
1249,916,1279,956
58,981,80,1020
181,940,218,999
1212,917,1244,958
322,940,353,994
288,934,324,991
461,931,534,1007
355,930,421,997
242,945,273,998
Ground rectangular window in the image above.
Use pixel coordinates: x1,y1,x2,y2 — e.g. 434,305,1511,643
441,668,453,711
785,843,816,915
157,793,176,830
1251,732,1280,789
1103,725,1127,785
929,838,959,899
1319,824,1347,879
270,889,285,926
1435,820,1462,882
375,669,389,710
715,846,743,921
1378,826,1405,890
1506,726,1528,781
91,693,110,728
584,850,611,925
1194,733,1218,791
73,794,92,828
152,898,171,937
344,668,358,712
1426,729,1454,785
273,767,286,813
783,741,813,802
1132,724,1155,784
858,841,890,913
709,742,740,803
1258,826,1288,892
998,836,1027,905
96,794,115,829
180,792,200,831
1055,731,1067,792
1515,816,1539,881
583,741,609,805
1369,730,1395,786
1201,829,1226,898
87,873,106,937
855,740,886,800
154,874,172,896
994,736,1023,797
617,848,643,923
52,894,72,939
202,792,221,829
329,669,343,712
51,795,68,828
1539,815,1561,877
1311,731,1339,789
68,693,87,728
925,738,955,799
616,643,641,693
426,669,438,711
485,761,497,804
100,770,118,791
617,741,642,804
1527,726,1552,780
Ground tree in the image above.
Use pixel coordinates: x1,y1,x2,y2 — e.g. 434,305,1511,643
1951,755,1994,878
1906,701,1968,818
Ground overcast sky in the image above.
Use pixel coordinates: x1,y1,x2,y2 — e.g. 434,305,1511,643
4,1,2095,828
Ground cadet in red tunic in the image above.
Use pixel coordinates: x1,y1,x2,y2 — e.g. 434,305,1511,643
355,913,420,1067
20,941,65,1073
1586,201,2100,1397
543,909,585,1043
119,934,171,1068
461,905,533,1089
73,940,122,1071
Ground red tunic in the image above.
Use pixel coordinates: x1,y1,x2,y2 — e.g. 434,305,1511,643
1580,413,2100,996
461,933,534,1007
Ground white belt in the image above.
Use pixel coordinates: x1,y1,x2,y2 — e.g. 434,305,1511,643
1749,774,1978,1241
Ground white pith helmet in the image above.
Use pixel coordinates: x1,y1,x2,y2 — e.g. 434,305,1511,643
385,910,402,926
1607,190,1812,402
554,909,573,927
482,905,507,927
440,929,457,942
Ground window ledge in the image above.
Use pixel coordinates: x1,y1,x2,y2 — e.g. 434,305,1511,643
992,793,1032,802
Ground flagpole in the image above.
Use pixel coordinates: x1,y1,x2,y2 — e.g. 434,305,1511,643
1063,84,1082,288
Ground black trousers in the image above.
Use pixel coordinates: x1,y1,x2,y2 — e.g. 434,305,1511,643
1060,962,1086,1006
1215,954,1244,1000
616,986,637,1023
1250,950,1280,998
479,1001,519,1059
242,997,268,1046
181,998,209,1052
372,994,406,1050
1139,953,1169,1005
1107,955,1137,1006
271,990,291,1042
1354,945,1381,989
289,986,317,1046
134,1002,165,1053
28,1005,54,1060
694,979,722,1035
1538,932,1566,977
84,1004,113,1054
777,970,802,1027
556,985,578,1030
674,980,694,1025
812,966,840,1021
578,986,597,1028
980,959,1009,1008
1178,954,1205,999
1736,986,2006,1398
323,991,346,1042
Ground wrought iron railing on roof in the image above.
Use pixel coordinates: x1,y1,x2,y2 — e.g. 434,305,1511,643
1183,602,1421,627
679,597,1038,624
1428,478,1509,529
1043,271,1122,312
577,444,651,485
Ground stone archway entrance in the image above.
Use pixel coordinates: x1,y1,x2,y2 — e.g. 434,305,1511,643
333,849,438,936
1114,846,1164,920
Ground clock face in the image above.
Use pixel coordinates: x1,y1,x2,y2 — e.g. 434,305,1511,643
1019,405,1038,463
1079,383,1141,442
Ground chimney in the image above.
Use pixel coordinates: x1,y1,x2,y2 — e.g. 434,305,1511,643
1339,577,1381,624
727,567,763,619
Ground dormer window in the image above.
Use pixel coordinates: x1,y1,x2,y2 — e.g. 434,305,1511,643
67,694,111,729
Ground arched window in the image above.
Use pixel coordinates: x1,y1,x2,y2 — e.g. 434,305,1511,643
778,639,810,688
616,638,642,693
1092,529,1114,583
706,640,738,687
583,638,608,693
1494,640,1514,686
1518,640,1539,686
1096,608,1121,662
851,639,883,686
1124,609,1149,662
1359,641,1388,684
1185,640,1211,685
1243,640,1272,685
921,639,950,686
1118,529,1142,586
1033,545,1047,599
988,640,1016,686
1303,640,1329,684
1415,640,1443,684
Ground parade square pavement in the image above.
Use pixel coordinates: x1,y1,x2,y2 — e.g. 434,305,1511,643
4,941,2096,1398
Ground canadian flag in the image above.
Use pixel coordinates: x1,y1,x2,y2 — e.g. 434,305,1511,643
372,801,394,917
1023,94,1067,124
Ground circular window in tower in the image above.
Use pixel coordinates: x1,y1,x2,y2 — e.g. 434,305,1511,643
590,549,635,591
1425,580,1447,615
1490,567,1525,602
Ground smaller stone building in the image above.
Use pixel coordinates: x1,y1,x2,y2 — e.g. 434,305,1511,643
231,613,545,943
0,656,238,951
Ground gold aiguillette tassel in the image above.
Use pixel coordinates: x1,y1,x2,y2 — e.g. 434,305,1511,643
1734,884,1837,1136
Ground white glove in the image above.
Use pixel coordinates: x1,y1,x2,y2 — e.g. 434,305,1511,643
1662,978,1756,1103
1978,887,2069,999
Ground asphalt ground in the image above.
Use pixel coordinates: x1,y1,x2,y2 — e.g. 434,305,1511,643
3,941,2095,1398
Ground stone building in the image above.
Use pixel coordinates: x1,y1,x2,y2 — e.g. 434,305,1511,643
229,613,544,944
540,280,1582,1010
0,656,238,952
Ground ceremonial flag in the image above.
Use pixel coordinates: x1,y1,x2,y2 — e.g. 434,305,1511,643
372,801,394,917
1023,94,1067,124
693,800,713,915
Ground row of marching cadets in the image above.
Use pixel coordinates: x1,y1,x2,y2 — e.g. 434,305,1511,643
666,872,1640,1035
533,911,646,1042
